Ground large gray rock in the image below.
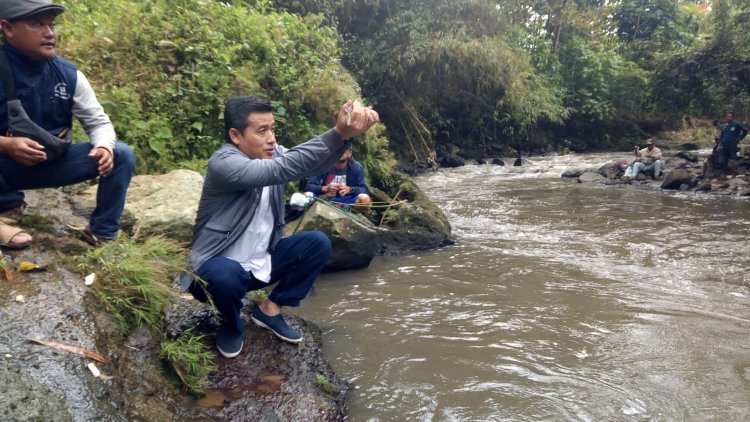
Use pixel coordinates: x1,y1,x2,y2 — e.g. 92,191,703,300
72,169,202,243
597,162,624,179
440,154,465,168
285,200,377,271
578,172,607,184
561,168,584,178
661,169,696,190
663,156,690,172
675,151,699,163
376,178,453,253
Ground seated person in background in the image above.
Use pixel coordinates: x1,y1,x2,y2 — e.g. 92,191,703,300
627,139,662,180
699,137,722,178
304,143,371,207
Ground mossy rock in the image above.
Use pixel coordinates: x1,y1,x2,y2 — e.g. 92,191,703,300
378,177,453,252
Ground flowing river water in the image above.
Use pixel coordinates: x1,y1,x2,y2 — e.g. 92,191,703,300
302,153,750,421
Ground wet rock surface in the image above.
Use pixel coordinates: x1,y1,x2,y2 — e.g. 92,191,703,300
1,188,347,421
376,178,454,253
285,200,377,271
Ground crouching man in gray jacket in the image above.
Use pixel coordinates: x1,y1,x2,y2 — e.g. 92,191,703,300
185,96,379,358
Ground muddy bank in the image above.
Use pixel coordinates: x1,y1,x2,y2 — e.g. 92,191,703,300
1,189,348,421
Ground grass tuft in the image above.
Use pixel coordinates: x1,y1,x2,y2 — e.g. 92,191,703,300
161,328,217,396
76,233,189,333
315,373,336,396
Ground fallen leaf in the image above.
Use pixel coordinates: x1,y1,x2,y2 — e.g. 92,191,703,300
18,261,45,272
27,338,107,363
14,295,25,303
3,267,13,281
84,273,96,286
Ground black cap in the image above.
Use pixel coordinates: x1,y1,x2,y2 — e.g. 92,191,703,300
0,0,64,21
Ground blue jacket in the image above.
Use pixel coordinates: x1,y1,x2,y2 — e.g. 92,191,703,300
0,43,77,138
304,157,369,196
719,122,748,147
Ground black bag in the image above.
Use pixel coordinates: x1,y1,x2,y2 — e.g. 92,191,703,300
0,50,71,161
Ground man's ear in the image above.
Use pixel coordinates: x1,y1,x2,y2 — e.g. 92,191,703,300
0,20,13,39
228,127,242,146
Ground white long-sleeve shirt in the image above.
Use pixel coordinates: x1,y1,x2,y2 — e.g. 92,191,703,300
72,70,116,151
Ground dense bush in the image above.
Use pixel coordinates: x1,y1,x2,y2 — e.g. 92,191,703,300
57,0,394,185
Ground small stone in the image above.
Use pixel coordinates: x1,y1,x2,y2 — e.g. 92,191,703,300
84,273,96,286
4,354,11,358
87,362,101,378
14,295,25,303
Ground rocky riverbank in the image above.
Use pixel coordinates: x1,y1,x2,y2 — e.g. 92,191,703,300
1,169,453,421
564,150,750,196
0,188,348,421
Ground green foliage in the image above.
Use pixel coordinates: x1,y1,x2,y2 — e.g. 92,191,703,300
57,0,361,172
315,373,336,395
75,233,188,333
161,328,218,396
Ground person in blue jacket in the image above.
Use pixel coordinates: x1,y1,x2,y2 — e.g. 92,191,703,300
0,0,135,248
304,143,372,207
718,111,748,177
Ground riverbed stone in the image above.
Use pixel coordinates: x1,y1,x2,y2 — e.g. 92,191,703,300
377,177,453,253
661,169,696,190
514,157,530,166
285,200,377,271
561,168,585,178
71,169,203,243
475,158,487,165
492,157,506,166
440,154,465,168
597,162,623,179
578,172,607,184
675,151,699,163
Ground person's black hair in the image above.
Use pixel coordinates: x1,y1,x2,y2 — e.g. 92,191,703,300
224,96,274,143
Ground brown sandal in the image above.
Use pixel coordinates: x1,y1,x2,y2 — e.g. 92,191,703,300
0,222,32,249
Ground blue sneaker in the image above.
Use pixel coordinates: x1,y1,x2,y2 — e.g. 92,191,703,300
250,307,303,344
215,327,243,358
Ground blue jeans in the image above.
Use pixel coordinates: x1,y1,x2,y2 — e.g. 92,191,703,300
193,231,332,336
0,141,136,239
632,161,661,178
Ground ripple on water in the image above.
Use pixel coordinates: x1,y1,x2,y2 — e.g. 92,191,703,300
302,157,750,421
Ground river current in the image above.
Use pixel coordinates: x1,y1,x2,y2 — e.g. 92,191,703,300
302,153,750,421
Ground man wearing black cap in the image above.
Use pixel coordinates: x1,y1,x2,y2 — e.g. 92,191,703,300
0,0,135,248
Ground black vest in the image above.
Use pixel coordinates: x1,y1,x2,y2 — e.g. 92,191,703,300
0,43,77,138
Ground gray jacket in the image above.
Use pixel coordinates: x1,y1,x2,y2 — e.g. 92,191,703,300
181,129,345,290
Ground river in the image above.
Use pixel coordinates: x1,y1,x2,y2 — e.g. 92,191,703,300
302,153,750,421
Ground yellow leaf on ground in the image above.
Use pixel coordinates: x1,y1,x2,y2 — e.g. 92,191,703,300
18,261,41,272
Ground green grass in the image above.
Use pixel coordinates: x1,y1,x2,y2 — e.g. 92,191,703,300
19,214,55,233
161,329,218,396
315,373,336,396
76,233,189,333
247,289,269,304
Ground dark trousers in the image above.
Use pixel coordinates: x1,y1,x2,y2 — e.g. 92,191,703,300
0,141,136,239
194,231,331,336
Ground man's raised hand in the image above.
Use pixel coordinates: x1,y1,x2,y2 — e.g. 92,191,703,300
335,100,380,140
